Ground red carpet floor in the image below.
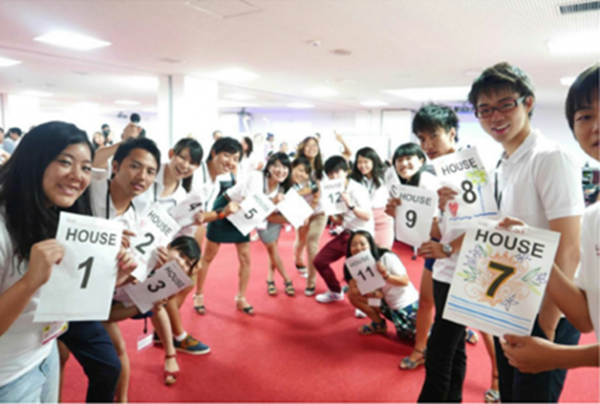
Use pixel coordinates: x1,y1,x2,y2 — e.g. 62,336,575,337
62,230,600,402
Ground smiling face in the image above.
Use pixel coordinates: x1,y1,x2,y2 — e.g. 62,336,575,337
43,143,93,208
303,138,319,159
211,150,240,175
356,155,374,178
268,159,290,183
167,248,196,273
349,233,370,256
112,148,158,197
573,93,599,162
395,154,424,180
291,164,309,185
168,147,199,180
476,90,533,151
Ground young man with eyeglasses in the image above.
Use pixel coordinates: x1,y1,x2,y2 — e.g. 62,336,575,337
459,62,584,402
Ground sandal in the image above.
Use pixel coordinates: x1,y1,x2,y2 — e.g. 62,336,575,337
399,348,426,370
284,280,295,297
235,296,255,316
295,263,308,278
466,328,479,345
484,389,500,403
305,279,316,296
164,354,179,386
358,321,387,335
193,294,206,315
266,280,277,296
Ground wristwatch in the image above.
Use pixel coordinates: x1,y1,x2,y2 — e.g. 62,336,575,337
348,205,356,211
442,243,453,257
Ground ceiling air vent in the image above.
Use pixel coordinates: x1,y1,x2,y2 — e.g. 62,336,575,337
559,1,600,14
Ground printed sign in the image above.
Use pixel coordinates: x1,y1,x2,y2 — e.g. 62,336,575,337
320,178,346,216
394,185,438,247
432,147,498,229
345,250,386,295
385,168,401,198
34,212,124,322
443,220,560,337
130,204,182,282
277,188,314,229
227,193,276,236
168,191,203,227
124,260,193,314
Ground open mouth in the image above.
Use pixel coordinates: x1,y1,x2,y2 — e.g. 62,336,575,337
492,123,510,135
58,184,80,196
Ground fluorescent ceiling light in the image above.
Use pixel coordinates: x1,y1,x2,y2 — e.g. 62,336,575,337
34,31,111,51
212,68,259,83
360,100,388,107
21,90,53,98
287,102,314,109
560,76,576,86
304,87,339,97
217,100,260,108
224,93,256,101
0,56,21,67
74,102,100,109
546,33,600,55
117,76,159,91
114,100,141,106
383,86,470,102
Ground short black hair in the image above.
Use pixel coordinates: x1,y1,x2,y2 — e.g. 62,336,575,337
412,104,459,142
207,137,243,162
130,113,141,124
565,63,599,132
8,127,22,137
292,156,311,176
101,124,110,130
169,236,201,275
324,155,348,175
468,62,536,118
113,137,161,172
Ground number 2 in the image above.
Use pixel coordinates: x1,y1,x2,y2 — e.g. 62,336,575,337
135,233,155,255
78,257,94,289
486,261,515,298
405,210,417,228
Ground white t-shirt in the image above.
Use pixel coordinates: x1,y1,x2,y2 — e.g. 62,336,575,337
363,174,388,209
575,202,600,343
380,252,419,310
0,213,53,387
191,162,232,212
342,179,374,234
89,169,138,229
134,163,188,216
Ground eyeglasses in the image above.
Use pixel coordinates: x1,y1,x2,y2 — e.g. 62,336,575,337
475,96,526,118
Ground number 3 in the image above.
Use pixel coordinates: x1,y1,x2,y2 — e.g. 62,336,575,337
147,280,166,293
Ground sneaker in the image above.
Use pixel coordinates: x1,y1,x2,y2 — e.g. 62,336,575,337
173,334,211,355
355,308,367,318
316,289,344,303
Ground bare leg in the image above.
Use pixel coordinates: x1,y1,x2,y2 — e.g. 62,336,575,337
102,322,129,403
264,241,291,283
481,331,500,399
348,288,382,324
294,225,308,267
152,306,179,384
193,240,220,314
57,340,70,403
406,269,434,363
235,242,254,313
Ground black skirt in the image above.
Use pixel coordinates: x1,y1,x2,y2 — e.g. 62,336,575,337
206,195,250,244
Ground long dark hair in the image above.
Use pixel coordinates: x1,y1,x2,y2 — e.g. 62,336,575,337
350,147,385,189
392,143,427,186
296,136,323,180
343,230,392,281
0,121,94,260
168,236,201,276
242,136,253,158
263,152,292,192
172,138,203,193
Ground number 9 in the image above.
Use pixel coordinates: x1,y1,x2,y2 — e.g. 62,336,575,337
405,210,417,228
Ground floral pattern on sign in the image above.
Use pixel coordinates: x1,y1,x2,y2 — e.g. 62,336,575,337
466,169,489,214
458,246,547,312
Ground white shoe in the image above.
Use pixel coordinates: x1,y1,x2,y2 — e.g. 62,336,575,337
355,308,367,318
315,289,344,303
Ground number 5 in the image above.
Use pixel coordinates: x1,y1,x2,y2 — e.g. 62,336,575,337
244,208,258,219
486,261,515,298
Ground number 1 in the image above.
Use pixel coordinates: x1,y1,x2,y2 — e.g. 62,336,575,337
486,261,515,298
78,257,94,289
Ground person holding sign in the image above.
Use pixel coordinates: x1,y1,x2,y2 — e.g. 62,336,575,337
350,147,394,249
191,137,243,315
290,157,323,295
344,231,419,339
459,62,585,403
102,235,202,400
256,152,296,297
500,65,600,374
0,122,119,403
313,156,374,304
293,137,327,282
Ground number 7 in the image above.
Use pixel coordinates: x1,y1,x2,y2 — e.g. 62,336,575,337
486,261,515,298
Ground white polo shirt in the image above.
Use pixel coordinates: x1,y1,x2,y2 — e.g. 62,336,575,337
89,169,138,229
495,130,584,227
134,163,188,215
380,252,419,311
363,174,388,209
0,213,54,387
226,171,278,203
191,161,232,212
575,202,600,342
342,179,374,234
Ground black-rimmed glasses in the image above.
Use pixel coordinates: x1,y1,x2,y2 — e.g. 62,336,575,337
475,96,526,118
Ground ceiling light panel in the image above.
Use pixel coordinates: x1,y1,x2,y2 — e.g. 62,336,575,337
287,102,314,109
0,56,21,67
114,100,141,106
304,88,339,97
34,31,111,50
383,86,471,102
360,100,388,107
21,90,54,97
546,33,600,55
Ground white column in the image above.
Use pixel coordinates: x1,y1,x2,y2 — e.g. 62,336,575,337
4,94,40,131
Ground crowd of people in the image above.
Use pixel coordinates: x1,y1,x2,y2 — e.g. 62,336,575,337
0,61,598,403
